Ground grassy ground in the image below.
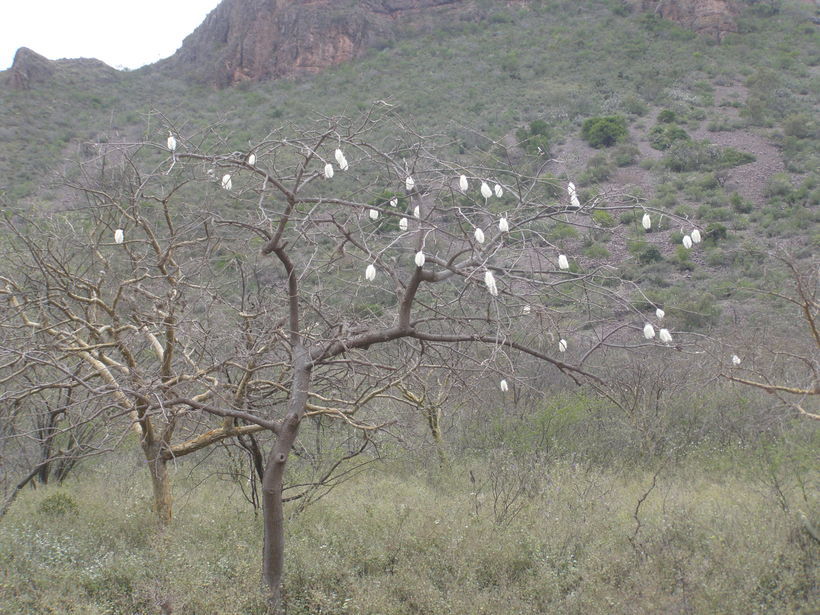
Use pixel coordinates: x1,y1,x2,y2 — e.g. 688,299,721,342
1,445,816,614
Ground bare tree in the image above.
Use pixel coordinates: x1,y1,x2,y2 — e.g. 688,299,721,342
2,106,694,612
0,358,122,517
719,253,818,421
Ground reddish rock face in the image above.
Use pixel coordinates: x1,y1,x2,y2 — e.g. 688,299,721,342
164,0,469,87
8,47,55,90
4,1,744,90
163,0,741,87
627,0,740,40
6,46,119,90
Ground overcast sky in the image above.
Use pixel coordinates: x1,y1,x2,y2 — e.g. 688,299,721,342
1,1,222,71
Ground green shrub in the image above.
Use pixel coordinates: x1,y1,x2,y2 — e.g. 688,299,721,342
764,173,794,200
705,223,728,244
662,140,716,172
662,140,755,172
674,245,695,271
672,291,721,329
719,147,756,168
516,119,551,156
781,113,818,140
638,245,663,264
619,210,638,225
370,191,406,233
583,242,611,259
38,492,79,517
657,109,678,123
547,223,579,241
500,51,521,79
744,0,781,17
581,115,628,148
696,172,721,192
649,124,690,150
352,302,385,318
591,210,617,228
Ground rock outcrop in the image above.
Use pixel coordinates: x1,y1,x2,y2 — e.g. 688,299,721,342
7,47,55,90
4,1,745,91
162,0,742,88
627,0,740,40
6,47,119,90
162,0,475,87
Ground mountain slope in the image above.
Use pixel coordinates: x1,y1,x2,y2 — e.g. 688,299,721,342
161,0,482,87
0,0,816,326
160,0,745,87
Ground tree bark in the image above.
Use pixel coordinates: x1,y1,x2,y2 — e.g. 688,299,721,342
145,444,173,526
261,349,312,614
424,405,447,467
36,414,56,485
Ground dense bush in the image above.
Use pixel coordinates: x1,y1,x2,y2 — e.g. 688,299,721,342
673,245,695,271
671,291,721,328
583,242,611,259
705,222,728,244
638,245,664,264
649,123,690,150
581,115,629,148
718,147,757,169
38,492,79,517
657,109,678,123
621,95,648,116
781,113,818,140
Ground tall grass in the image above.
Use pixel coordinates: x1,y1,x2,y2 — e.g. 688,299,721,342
1,439,816,614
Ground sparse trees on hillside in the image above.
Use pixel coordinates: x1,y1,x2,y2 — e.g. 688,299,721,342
1,106,698,613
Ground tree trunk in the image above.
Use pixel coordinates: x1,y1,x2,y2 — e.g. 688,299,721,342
426,405,447,467
261,352,312,614
261,436,291,613
145,445,173,525
35,409,61,485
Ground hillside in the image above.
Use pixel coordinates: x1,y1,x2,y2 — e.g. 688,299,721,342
0,2,817,613
1,0,816,328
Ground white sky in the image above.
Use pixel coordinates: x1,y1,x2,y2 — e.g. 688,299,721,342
1,1,222,71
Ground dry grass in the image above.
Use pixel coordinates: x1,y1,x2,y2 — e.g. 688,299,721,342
0,444,817,614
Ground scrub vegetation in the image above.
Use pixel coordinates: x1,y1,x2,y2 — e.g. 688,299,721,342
0,1,818,613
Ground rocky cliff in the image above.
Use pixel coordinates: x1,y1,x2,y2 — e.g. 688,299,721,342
6,1,743,90
6,46,119,90
627,0,740,40
162,0,474,88
7,48,55,90
162,0,742,87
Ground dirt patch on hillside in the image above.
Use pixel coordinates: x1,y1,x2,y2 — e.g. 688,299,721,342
693,126,783,204
548,83,783,207
690,84,784,204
